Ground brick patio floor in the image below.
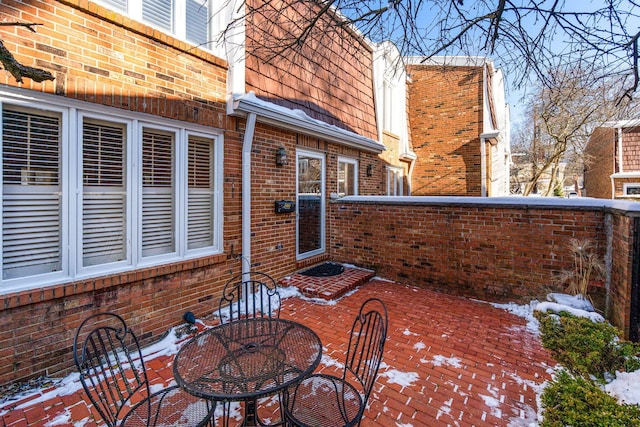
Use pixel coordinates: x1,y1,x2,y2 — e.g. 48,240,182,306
0,277,556,427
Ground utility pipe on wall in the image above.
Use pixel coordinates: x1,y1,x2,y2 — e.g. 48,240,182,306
242,113,257,276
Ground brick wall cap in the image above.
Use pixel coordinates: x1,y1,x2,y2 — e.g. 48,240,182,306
333,195,640,213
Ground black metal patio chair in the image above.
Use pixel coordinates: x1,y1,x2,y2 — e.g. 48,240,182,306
283,298,389,427
218,271,281,322
217,271,283,426
73,312,215,427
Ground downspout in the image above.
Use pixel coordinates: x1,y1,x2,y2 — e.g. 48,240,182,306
242,113,257,276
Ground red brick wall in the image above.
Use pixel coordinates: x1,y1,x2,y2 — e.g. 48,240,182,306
1,0,228,126
407,65,484,195
328,198,637,339
608,214,635,338
584,127,615,198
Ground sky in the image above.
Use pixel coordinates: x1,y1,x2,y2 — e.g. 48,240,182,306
497,0,640,125
1,282,639,426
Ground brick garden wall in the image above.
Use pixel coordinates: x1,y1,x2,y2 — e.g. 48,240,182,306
608,213,636,340
328,197,640,339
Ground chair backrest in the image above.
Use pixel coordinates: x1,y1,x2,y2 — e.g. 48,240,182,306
218,271,281,323
343,298,388,405
73,312,150,427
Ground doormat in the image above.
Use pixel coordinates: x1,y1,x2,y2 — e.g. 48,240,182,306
299,262,345,277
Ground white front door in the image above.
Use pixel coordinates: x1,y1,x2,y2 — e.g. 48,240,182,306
296,149,325,259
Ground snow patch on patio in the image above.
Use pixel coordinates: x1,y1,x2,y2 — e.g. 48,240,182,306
378,367,419,390
425,354,463,368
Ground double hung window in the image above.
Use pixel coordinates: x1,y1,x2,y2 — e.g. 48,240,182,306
337,157,358,196
1,95,223,293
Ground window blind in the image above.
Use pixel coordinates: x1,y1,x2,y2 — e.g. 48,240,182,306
143,0,173,32
187,135,214,249
2,108,62,279
186,0,209,46
82,120,127,266
142,128,175,257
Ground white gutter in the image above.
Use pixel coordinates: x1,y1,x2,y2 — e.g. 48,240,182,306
232,94,385,153
242,113,257,275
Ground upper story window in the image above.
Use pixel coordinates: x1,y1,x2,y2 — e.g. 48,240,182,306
337,157,358,196
98,0,213,48
1,94,223,294
382,79,395,133
624,183,640,196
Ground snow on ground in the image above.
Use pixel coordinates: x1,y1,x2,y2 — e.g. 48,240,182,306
2,287,639,423
491,296,640,409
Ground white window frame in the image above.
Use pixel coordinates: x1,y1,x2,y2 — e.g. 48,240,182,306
387,166,404,196
623,183,640,197
296,148,325,260
0,89,223,294
337,156,358,197
95,0,216,52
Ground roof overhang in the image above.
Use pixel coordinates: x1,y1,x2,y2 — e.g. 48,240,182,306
231,93,386,154
603,119,640,129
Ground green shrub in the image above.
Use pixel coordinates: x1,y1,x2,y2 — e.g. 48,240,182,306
541,370,640,427
535,311,640,379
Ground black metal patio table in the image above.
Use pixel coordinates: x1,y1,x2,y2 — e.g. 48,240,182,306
173,317,323,426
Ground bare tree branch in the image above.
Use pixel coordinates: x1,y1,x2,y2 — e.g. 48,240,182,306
0,22,41,32
0,40,54,83
0,22,54,83
228,0,640,100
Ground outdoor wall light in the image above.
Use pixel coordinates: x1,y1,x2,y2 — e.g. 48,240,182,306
366,164,373,177
276,146,289,166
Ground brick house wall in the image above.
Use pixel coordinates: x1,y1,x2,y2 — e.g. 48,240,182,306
584,125,640,199
0,0,387,386
0,0,241,386
380,131,412,195
406,65,484,196
328,197,638,339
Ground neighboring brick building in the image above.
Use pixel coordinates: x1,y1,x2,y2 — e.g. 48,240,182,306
372,41,416,195
405,57,510,196
584,120,640,199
